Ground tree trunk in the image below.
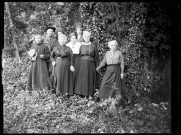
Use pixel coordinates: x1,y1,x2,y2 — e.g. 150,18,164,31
5,2,21,63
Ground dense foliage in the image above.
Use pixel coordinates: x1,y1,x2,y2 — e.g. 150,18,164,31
78,2,171,104
3,56,170,133
3,2,173,133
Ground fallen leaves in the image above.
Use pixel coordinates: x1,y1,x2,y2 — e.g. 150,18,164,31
3,56,171,133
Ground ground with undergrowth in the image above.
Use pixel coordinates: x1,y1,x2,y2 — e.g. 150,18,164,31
3,56,171,133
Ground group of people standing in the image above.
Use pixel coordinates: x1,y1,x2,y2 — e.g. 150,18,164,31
26,24,124,101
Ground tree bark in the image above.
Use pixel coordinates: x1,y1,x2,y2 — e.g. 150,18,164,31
5,2,21,63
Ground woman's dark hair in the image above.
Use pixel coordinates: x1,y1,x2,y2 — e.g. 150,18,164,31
45,26,56,32
75,23,83,29
75,25,83,33
69,32,77,39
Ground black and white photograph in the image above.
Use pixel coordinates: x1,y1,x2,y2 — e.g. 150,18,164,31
2,2,179,133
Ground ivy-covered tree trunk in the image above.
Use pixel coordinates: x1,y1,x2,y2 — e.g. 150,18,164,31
5,2,21,63
79,2,148,104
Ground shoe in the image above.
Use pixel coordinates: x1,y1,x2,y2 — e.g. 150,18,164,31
52,89,56,94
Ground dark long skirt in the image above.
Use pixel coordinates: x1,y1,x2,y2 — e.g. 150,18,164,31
72,54,81,90
74,59,96,97
99,64,122,99
55,57,73,96
26,58,49,91
47,61,53,76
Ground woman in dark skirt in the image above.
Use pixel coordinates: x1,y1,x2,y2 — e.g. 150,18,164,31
96,40,124,100
66,32,81,90
26,34,50,91
51,34,75,96
74,31,98,98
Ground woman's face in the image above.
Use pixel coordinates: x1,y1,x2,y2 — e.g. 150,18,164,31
76,28,82,35
58,37,66,46
47,29,54,37
83,35,90,43
109,43,117,51
34,35,43,44
70,36,77,43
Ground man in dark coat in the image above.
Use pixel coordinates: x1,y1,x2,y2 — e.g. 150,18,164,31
43,26,59,75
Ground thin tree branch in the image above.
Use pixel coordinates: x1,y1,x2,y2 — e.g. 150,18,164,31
21,19,39,32
40,13,45,27
5,2,21,63
43,3,52,25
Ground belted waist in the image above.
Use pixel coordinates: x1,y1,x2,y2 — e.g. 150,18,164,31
57,56,69,60
81,54,94,57
107,64,120,66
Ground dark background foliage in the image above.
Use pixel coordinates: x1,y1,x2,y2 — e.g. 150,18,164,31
3,2,174,105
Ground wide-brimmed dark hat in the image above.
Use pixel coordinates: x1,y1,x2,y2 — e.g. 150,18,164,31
45,26,56,32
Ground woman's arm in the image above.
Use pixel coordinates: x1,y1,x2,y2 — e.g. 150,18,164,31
94,45,99,67
50,48,56,62
68,47,75,72
79,44,82,54
120,51,124,74
41,46,50,60
96,52,107,70
68,47,73,66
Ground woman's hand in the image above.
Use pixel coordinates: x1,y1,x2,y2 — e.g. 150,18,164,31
52,61,56,66
96,67,99,71
70,65,75,72
32,56,36,61
40,54,44,58
121,73,124,79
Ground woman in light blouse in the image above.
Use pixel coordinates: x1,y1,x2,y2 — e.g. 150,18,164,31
66,32,81,90
96,40,124,100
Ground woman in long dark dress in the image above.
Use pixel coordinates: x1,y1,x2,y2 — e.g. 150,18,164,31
26,34,50,91
66,32,81,90
96,40,124,100
51,34,75,96
74,31,98,99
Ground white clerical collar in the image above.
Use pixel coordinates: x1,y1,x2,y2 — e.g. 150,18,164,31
110,49,117,54
82,42,91,45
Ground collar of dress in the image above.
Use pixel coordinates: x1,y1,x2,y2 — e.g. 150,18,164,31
82,42,91,45
110,49,118,54
70,41,77,46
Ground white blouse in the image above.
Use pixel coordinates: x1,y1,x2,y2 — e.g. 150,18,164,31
66,41,81,54
77,34,82,41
